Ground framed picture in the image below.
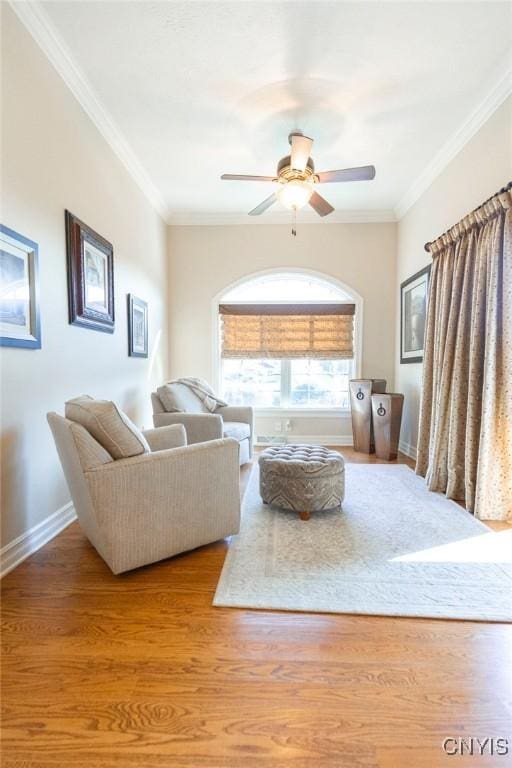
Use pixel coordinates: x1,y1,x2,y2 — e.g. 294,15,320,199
65,210,114,333
0,225,41,349
400,264,431,364
127,294,148,358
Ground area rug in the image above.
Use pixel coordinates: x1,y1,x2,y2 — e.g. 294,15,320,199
214,463,512,621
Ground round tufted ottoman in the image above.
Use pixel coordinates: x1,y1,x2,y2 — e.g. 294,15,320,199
258,444,345,521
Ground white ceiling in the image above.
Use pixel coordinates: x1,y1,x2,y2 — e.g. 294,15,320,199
16,1,512,222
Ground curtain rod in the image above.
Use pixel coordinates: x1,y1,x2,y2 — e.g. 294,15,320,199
424,180,512,252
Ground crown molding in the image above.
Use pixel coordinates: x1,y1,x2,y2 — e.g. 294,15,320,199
395,59,512,219
167,209,397,226
9,0,168,221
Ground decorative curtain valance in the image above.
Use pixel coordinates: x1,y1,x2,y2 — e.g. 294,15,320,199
219,303,355,360
417,180,512,522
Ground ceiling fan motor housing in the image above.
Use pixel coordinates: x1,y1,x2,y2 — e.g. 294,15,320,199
277,155,316,182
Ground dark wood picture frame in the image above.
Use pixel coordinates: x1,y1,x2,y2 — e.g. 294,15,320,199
400,264,431,364
127,294,148,358
65,210,114,333
0,224,41,349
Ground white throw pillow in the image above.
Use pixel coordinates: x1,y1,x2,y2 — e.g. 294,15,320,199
157,383,208,413
65,395,150,460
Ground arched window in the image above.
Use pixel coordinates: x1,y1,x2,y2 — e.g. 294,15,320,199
215,270,362,410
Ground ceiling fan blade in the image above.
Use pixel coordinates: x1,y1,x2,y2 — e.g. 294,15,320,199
316,165,376,183
309,191,335,217
221,174,276,182
290,134,313,172
248,193,278,216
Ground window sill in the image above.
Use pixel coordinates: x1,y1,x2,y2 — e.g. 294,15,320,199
254,407,351,418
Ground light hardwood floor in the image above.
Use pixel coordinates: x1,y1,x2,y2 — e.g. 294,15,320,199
1,448,511,767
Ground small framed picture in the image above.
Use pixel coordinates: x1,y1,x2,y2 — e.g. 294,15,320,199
400,264,431,364
65,210,114,333
127,294,148,358
0,225,41,349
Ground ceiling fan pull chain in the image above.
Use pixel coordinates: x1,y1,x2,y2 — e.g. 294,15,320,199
291,207,297,237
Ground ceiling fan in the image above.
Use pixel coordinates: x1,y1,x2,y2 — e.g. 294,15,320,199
221,131,376,218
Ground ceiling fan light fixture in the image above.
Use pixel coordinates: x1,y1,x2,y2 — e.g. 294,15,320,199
277,178,314,210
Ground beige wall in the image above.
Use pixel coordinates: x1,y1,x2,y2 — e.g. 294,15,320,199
395,96,512,456
168,222,397,441
1,8,168,549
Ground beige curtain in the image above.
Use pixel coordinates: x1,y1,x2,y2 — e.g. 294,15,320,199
220,303,355,359
416,184,512,521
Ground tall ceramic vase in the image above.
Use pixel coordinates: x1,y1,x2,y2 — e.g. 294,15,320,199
349,379,387,453
371,393,404,460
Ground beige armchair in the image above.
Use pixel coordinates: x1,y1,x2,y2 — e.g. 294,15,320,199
151,383,253,465
47,409,240,575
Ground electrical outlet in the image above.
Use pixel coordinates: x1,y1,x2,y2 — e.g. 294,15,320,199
274,421,282,433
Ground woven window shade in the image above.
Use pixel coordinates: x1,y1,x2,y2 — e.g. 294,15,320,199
220,303,355,360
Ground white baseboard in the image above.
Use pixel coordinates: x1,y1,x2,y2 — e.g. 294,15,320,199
256,435,353,447
0,502,77,579
399,440,417,460
257,436,417,456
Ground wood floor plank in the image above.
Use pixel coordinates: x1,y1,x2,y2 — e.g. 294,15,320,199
1,450,510,767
